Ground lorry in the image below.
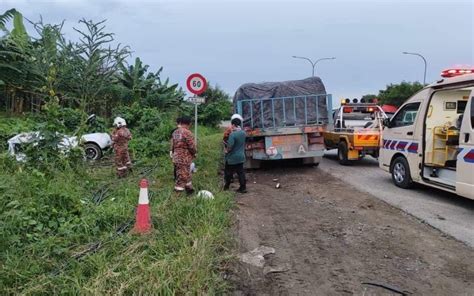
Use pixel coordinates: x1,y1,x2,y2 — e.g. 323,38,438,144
380,69,474,200
234,77,333,168
323,99,388,164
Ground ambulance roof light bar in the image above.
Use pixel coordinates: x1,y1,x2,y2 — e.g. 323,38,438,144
441,68,474,78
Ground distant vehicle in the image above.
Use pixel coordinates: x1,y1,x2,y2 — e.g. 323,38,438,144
381,104,398,118
324,98,388,164
233,77,333,168
7,114,112,161
380,68,474,200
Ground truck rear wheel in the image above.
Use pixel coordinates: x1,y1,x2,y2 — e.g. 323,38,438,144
337,142,350,165
372,149,380,159
303,157,321,167
245,159,261,169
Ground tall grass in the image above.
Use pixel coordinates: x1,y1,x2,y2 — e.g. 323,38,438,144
0,129,233,294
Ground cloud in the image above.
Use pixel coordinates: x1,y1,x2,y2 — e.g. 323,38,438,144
3,0,472,98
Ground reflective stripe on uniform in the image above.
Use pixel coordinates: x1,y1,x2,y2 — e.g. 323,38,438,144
117,166,128,171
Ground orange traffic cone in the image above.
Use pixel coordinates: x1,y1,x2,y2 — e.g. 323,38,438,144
133,178,151,234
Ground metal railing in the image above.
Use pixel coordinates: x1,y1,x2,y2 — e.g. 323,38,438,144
236,94,333,129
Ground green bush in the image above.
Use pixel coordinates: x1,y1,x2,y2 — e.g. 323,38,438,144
179,84,233,127
199,100,233,127
112,105,177,158
112,103,145,129
57,108,82,131
0,116,37,151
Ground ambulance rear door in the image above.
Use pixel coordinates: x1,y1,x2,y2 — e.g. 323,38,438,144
457,89,474,199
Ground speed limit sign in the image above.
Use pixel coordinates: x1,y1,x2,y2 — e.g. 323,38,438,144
186,73,207,95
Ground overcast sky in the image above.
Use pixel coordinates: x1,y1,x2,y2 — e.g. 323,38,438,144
3,0,473,101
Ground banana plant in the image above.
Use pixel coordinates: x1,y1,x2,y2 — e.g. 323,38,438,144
117,57,155,103
0,8,17,34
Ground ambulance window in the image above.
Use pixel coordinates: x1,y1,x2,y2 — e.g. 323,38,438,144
471,97,474,129
457,100,467,114
391,102,421,128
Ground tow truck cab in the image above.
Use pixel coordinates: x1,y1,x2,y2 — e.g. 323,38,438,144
380,70,474,200
324,99,387,164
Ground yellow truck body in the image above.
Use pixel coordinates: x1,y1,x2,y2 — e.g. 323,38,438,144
323,102,387,164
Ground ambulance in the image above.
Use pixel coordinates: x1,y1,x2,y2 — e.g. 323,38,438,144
380,69,474,200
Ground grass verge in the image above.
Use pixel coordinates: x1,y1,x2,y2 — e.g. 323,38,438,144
0,130,233,294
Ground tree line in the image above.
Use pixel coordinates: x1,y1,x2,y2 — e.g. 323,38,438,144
363,82,424,107
0,9,232,125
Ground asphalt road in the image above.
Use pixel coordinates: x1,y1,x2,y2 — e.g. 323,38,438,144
320,150,474,248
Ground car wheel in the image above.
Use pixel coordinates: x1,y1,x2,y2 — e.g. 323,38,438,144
84,143,102,160
391,156,413,189
337,141,350,165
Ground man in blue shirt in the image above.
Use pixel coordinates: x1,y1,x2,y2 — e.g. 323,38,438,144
224,118,247,193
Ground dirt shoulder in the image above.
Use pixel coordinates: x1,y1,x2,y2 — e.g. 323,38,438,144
230,167,474,295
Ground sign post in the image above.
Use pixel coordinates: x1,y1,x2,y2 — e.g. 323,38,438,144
194,96,197,143
186,73,207,146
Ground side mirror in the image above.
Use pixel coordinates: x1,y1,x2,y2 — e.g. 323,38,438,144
383,118,392,128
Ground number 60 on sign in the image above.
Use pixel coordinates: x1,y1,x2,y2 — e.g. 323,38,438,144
186,73,207,95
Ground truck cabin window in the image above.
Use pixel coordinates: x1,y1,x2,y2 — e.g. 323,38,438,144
391,102,421,128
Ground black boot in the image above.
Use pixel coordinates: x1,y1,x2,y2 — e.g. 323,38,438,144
236,187,247,194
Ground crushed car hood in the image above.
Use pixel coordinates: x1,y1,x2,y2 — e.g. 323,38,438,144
7,132,112,161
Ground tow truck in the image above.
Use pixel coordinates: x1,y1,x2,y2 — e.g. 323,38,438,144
324,98,388,164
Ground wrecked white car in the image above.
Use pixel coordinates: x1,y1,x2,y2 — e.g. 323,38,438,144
7,114,112,161
7,132,112,161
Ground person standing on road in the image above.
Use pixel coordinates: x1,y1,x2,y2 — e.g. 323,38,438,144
171,116,196,194
223,114,244,184
111,117,132,178
224,118,247,193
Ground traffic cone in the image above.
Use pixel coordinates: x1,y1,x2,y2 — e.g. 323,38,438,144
133,178,151,234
